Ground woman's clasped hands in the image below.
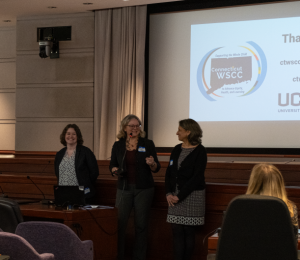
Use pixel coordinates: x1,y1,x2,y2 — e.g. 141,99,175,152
166,194,179,206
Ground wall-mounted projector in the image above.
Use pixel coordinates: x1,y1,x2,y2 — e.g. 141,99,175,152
37,26,71,59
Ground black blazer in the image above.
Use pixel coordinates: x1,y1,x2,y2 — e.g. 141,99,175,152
109,137,161,190
165,144,207,201
54,145,99,198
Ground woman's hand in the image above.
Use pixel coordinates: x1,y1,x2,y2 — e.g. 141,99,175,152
145,156,154,165
172,196,179,203
146,156,157,171
166,194,174,206
166,194,179,206
111,167,118,176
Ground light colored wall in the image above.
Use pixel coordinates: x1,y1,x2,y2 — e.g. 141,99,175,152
16,13,95,151
0,27,16,150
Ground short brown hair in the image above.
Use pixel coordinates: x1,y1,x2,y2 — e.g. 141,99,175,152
117,114,146,139
60,124,84,146
179,119,202,145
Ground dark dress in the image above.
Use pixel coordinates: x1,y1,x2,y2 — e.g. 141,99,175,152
165,144,207,225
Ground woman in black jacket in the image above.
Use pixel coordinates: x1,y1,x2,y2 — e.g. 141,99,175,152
109,114,161,260
54,124,99,204
165,119,207,260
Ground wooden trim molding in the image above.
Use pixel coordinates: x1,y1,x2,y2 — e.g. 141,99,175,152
158,153,300,158
2,151,300,159
4,151,57,158
0,150,15,154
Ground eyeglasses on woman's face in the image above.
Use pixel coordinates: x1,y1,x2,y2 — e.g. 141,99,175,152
127,124,141,129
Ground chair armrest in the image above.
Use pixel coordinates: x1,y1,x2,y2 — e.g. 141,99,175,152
82,240,93,259
40,253,55,260
82,240,93,251
0,256,10,260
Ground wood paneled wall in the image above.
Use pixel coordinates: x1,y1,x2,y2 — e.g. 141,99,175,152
0,158,300,260
0,27,16,151
1,157,300,185
16,13,95,152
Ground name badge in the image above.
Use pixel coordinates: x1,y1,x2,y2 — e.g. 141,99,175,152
138,146,146,152
84,187,90,194
170,160,173,166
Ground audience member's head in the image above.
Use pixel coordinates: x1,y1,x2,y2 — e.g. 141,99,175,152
246,163,294,216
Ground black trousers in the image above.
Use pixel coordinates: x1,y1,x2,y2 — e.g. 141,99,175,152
116,185,154,260
171,223,198,260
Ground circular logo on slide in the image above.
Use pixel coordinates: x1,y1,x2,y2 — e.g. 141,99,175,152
196,41,267,101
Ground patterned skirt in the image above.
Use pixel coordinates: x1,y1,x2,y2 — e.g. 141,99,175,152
167,188,205,226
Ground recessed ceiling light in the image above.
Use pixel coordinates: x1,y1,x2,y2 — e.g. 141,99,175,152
3,20,11,22
48,6,57,9
83,3,93,5
123,0,129,1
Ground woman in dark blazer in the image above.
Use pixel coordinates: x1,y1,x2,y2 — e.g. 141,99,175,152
165,119,207,260
54,124,99,203
109,114,161,260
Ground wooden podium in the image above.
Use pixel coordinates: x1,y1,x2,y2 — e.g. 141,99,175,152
20,204,118,260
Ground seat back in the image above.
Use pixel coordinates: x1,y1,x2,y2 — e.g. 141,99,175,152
0,198,24,233
216,194,298,260
16,221,93,260
0,232,55,260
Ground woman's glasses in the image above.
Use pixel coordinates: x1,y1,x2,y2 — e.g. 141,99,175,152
127,125,141,129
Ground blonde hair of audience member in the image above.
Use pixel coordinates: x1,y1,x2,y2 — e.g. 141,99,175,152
246,163,294,218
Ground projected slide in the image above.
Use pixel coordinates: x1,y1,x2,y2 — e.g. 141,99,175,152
190,17,300,121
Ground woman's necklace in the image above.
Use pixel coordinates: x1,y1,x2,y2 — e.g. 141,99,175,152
66,148,76,157
126,137,138,151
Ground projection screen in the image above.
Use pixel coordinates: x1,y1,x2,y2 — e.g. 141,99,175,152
148,1,300,149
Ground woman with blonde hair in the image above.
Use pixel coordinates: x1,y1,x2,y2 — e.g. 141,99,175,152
246,163,298,241
109,114,161,260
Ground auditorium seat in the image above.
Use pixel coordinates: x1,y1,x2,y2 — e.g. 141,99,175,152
0,198,24,233
16,221,93,260
0,232,55,260
211,194,298,260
